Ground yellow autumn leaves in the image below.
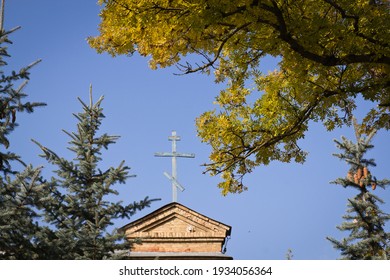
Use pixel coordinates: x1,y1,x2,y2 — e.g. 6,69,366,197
89,0,389,194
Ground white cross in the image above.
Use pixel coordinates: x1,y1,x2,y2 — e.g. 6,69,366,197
154,131,195,202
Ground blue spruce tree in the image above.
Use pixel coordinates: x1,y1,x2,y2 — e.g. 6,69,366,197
327,119,390,259
0,2,49,259
33,88,158,259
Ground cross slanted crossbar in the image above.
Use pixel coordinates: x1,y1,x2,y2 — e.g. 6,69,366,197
154,131,195,202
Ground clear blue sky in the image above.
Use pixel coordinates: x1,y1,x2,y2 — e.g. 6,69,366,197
6,1,390,259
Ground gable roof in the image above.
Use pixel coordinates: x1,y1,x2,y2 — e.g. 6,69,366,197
120,202,232,258
120,202,232,238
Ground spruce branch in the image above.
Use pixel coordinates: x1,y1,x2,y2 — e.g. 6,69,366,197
327,118,390,259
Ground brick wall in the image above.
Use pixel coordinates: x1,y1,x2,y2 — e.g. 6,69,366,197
132,241,223,252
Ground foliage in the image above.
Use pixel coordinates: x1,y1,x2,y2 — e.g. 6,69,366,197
89,0,390,194
327,119,390,259
0,24,50,259
33,90,158,259
0,27,45,173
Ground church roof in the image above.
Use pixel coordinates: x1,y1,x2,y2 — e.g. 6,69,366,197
120,202,232,259
120,202,232,237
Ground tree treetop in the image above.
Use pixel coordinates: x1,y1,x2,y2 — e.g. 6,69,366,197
89,0,389,194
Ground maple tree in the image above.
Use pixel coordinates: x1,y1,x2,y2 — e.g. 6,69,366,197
89,0,390,194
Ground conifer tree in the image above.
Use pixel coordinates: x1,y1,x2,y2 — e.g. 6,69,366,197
327,119,390,259
0,3,49,259
33,89,157,259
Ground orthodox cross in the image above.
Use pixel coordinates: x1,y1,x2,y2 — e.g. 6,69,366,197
154,131,195,202
0,0,5,31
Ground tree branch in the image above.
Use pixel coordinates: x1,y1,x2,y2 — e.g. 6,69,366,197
269,0,389,66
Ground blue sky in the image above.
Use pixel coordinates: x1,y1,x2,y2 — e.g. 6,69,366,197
6,1,390,260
